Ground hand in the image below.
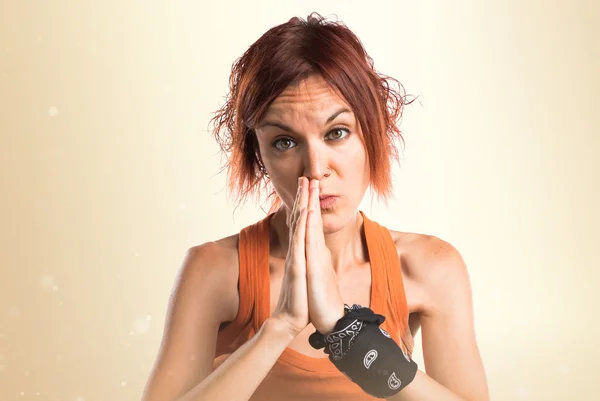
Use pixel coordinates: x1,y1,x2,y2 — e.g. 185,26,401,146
270,177,311,337
305,178,346,335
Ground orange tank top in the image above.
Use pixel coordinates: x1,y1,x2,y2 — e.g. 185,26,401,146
213,211,414,400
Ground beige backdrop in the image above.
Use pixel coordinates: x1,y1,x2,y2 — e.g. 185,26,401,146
1,1,599,400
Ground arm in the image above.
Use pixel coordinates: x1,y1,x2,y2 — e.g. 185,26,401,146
386,370,467,401
142,242,295,401
388,237,489,401
178,317,295,401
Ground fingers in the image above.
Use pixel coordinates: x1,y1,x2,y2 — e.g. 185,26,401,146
299,177,309,212
288,177,309,250
306,179,324,260
288,178,305,236
289,205,308,275
308,179,319,214
287,177,302,228
293,205,308,248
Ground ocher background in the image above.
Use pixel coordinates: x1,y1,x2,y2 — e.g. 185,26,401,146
1,1,599,400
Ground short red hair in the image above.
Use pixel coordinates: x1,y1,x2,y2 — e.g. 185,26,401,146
209,12,414,213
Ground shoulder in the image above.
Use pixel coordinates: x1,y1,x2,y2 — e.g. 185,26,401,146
187,234,239,270
389,230,470,310
388,230,488,399
180,234,241,323
390,230,465,274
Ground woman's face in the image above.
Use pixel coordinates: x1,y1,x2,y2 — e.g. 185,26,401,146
254,74,370,233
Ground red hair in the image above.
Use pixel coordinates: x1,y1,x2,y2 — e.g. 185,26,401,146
209,12,414,213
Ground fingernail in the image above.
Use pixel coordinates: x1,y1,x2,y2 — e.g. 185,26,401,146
298,177,302,186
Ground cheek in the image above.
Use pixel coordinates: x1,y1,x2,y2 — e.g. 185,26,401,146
274,183,297,209
266,165,298,209
341,140,369,183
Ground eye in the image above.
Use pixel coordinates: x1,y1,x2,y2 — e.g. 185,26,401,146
326,128,350,141
272,137,297,151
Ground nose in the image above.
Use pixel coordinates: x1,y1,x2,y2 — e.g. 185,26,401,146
302,143,330,180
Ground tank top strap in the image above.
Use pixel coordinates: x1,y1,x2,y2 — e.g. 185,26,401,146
238,213,273,334
215,214,273,358
360,212,412,351
235,214,270,333
234,222,257,333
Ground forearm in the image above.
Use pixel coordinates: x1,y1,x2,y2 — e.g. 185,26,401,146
178,318,294,401
386,369,484,401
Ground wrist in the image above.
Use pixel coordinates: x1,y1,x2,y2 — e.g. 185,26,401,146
261,317,300,344
310,306,418,398
318,305,346,335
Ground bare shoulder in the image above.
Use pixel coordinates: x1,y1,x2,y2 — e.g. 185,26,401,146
389,230,469,306
390,230,464,273
388,230,488,399
188,233,239,270
184,234,241,323
387,229,488,399
142,234,242,400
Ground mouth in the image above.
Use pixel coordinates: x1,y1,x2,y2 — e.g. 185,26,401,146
319,194,339,209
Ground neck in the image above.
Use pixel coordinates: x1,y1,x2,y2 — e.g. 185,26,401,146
270,207,368,274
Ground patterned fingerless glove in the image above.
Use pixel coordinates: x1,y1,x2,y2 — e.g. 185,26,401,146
309,304,418,398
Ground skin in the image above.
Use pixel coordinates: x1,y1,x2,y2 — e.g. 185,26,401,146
142,75,490,401
255,74,372,336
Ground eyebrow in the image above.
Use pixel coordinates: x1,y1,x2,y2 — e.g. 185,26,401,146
258,107,352,132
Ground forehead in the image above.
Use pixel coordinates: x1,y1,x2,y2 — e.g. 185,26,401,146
264,75,350,118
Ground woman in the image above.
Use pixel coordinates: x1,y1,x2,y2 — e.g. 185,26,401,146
143,13,489,401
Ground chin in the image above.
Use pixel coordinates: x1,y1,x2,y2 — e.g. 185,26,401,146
320,206,356,234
